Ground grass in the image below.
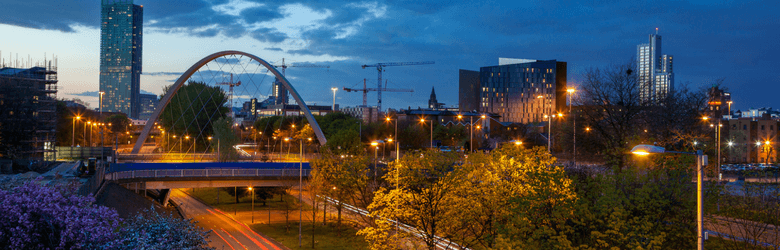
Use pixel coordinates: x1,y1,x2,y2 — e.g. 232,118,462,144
705,235,775,249
186,187,310,212
251,222,368,250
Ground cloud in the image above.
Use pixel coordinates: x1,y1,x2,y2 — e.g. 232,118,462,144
240,5,285,24
69,91,100,97
143,72,184,76
264,47,284,51
250,27,288,43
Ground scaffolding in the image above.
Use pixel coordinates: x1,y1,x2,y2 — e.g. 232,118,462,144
0,53,58,162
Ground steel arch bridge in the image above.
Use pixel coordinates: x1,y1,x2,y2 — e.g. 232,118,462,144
131,50,327,154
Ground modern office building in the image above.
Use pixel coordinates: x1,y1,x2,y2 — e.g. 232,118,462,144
637,32,674,104
138,93,157,120
0,65,58,161
466,58,567,124
273,78,289,105
99,0,143,118
458,69,480,112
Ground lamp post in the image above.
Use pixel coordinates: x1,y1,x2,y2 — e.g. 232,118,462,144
567,88,576,166
371,141,381,182
543,114,558,153
630,145,706,250
457,114,486,153
385,117,399,160
419,118,433,148
248,187,254,223
72,116,80,146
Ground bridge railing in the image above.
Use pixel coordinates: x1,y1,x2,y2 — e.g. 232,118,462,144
106,168,310,181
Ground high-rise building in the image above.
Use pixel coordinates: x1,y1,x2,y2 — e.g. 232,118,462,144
138,93,157,120
100,0,143,118
469,58,567,124
273,78,288,105
637,33,674,104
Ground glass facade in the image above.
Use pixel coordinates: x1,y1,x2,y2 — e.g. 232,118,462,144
637,34,674,104
478,60,567,123
100,0,142,118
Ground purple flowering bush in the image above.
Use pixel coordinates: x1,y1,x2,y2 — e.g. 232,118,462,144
118,209,213,250
0,180,122,249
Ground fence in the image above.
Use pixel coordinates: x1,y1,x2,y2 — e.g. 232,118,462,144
76,161,106,197
106,168,310,181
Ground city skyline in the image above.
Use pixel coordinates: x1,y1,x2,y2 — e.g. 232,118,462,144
1,0,779,113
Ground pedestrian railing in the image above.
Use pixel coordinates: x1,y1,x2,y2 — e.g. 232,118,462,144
106,168,310,181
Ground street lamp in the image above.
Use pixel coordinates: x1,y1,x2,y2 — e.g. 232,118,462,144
385,117,399,161
419,118,433,148
72,116,81,146
630,145,707,250
567,88,576,166
371,141,381,182
457,114,486,153
543,114,561,153
284,136,305,247
248,187,254,223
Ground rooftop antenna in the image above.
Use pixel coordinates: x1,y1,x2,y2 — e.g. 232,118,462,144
655,27,659,34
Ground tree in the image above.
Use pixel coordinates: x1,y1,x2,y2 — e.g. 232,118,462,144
311,152,373,235
361,150,461,250
158,81,229,152
212,117,240,162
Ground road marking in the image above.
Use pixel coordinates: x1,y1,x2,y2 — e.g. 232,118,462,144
212,229,238,250
221,228,248,250
213,208,281,250
207,209,270,250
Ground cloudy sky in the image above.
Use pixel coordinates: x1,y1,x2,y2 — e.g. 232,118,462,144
2,0,779,112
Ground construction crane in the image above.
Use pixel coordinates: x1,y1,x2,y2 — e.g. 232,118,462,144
361,61,434,111
273,58,330,76
343,79,414,109
272,58,330,106
216,73,241,105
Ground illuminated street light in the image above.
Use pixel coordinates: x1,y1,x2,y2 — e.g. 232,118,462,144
630,144,706,249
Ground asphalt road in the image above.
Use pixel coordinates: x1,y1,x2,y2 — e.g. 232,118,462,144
169,189,285,250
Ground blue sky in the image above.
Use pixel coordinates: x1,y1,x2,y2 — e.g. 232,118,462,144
2,0,779,112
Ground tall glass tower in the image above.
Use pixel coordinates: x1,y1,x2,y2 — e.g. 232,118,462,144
100,0,143,118
637,33,673,104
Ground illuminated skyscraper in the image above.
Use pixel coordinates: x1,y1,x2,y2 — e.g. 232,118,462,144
100,0,143,118
637,33,674,104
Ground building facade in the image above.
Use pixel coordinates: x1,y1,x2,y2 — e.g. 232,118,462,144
726,117,779,164
0,66,58,161
458,69,480,112
637,33,674,104
99,0,143,118
706,86,731,119
273,78,288,105
138,93,156,120
475,59,567,123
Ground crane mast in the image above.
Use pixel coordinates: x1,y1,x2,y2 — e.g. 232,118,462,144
361,61,434,111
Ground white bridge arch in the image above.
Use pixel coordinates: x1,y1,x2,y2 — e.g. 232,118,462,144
131,50,327,154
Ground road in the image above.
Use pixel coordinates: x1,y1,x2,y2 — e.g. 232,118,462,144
169,189,286,250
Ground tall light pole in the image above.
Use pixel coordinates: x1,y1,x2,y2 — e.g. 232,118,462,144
457,114,486,153
331,87,338,111
543,114,559,153
420,118,432,148
385,117,399,160
631,145,706,250
72,116,81,146
567,88,576,166
248,187,254,223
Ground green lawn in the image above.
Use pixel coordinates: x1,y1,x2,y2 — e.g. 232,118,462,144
186,187,309,212
251,222,368,250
